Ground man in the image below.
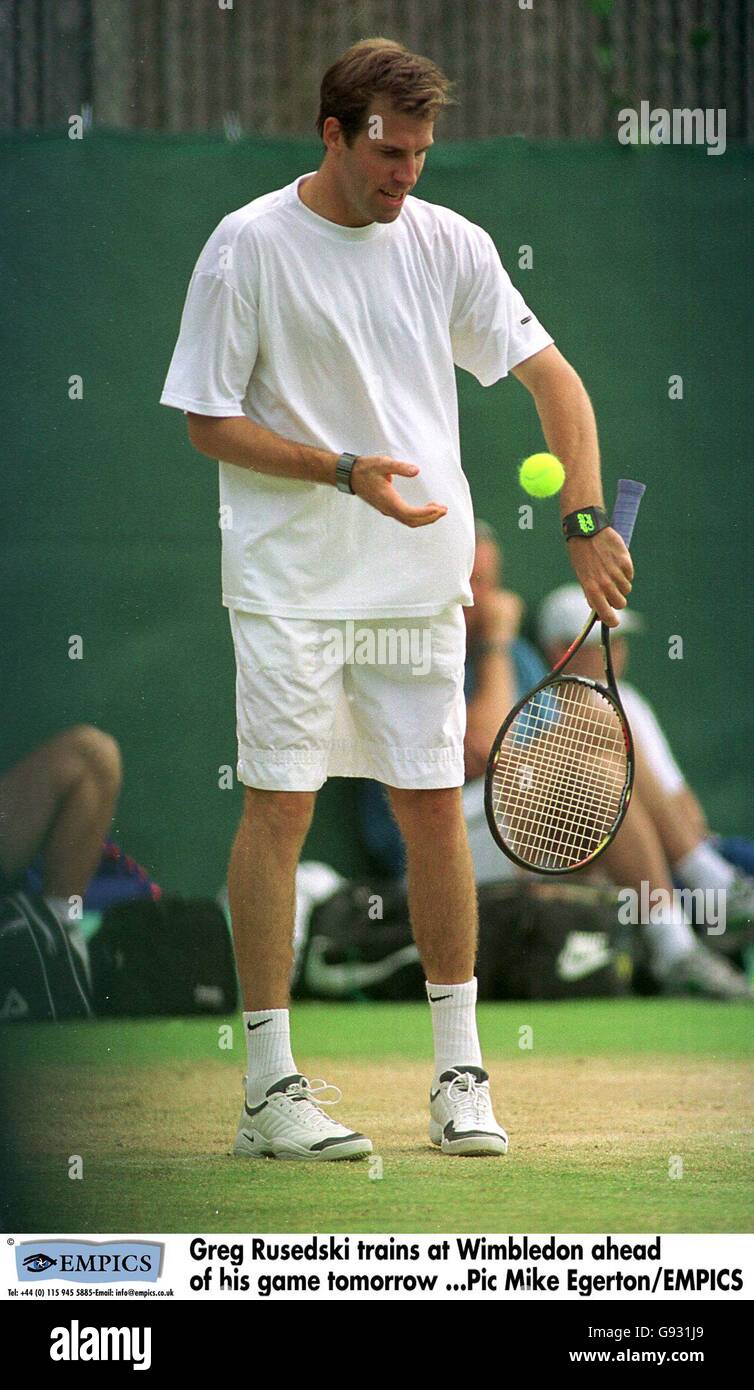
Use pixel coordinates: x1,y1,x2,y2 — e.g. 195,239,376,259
160,38,632,1160
0,726,123,982
363,528,750,997
538,585,752,997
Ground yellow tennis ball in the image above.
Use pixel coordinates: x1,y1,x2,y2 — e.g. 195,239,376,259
518,452,565,498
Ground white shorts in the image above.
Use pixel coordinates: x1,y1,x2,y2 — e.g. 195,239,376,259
228,605,467,791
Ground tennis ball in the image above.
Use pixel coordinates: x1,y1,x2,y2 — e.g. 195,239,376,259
518,452,565,498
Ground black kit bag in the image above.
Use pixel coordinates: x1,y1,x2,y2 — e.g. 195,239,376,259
295,878,631,1001
475,881,632,1000
0,891,94,1021
89,895,238,1016
294,878,423,1000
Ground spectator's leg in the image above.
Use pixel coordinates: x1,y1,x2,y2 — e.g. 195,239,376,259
600,789,676,900
633,748,740,896
0,725,122,896
633,746,709,863
599,786,749,991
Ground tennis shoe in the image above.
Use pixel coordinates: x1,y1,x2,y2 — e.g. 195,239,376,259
232,1073,372,1161
723,874,754,933
429,1066,508,1156
663,945,752,1000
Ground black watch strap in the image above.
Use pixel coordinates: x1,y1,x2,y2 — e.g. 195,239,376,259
562,506,610,541
335,452,359,494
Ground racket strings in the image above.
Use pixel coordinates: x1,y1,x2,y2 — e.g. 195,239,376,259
490,680,629,871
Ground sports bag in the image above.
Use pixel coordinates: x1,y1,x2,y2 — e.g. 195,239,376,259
90,895,238,1016
294,878,630,1001
0,891,94,1021
475,881,631,999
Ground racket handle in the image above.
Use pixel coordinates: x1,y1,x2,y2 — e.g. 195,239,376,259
612,478,646,548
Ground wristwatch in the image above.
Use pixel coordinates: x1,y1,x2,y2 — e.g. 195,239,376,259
335,452,360,494
562,506,609,541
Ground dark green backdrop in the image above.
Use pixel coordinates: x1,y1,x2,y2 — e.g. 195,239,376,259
2,133,751,895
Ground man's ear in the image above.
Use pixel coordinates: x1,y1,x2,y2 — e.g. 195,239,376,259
322,116,346,154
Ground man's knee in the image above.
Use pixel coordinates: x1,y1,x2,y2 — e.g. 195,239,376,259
65,725,123,794
241,786,316,840
388,785,464,833
43,726,122,800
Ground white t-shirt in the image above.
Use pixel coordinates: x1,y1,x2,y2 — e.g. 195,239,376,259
160,173,553,619
620,684,686,795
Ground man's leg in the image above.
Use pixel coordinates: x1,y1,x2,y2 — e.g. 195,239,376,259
387,785,476,982
0,725,122,901
633,748,748,915
228,787,314,1094
387,784,508,1156
599,786,750,997
601,792,696,975
228,784,373,1160
228,786,316,1011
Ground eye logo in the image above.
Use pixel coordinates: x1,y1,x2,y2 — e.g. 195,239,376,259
23,1253,57,1273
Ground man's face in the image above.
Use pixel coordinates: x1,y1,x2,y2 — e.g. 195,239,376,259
325,104,434,225
470,539,501,605
546,635,628,679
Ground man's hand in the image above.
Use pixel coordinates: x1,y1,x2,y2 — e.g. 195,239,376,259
568,527,633,626
351,456,447,528
474,588,524,645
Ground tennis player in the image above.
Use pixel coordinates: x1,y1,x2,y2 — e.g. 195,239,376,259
160,38,633,1160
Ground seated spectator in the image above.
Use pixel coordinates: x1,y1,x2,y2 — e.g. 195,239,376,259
357,529,751,998
0,726,122,971
538,585,753,995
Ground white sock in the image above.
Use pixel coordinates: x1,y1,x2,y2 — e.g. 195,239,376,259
642,907,696,976
45,894,73,923
673,841,735,893
426,978,483,1079
45,896,91,984
244,1009,297,1096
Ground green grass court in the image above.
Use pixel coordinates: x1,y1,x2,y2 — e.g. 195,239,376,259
5,1000,752,1234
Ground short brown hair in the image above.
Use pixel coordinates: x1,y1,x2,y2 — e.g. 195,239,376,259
316,37,454,143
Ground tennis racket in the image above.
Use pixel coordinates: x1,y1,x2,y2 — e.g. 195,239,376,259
484,478,645,875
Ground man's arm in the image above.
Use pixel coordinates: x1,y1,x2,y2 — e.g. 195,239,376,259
511,345,633,625
186,414,447,529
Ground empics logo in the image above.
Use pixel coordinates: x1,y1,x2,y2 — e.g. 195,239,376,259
50,1320,151,1372
16,1239,163,1283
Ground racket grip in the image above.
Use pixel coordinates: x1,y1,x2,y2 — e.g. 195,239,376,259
611,478,646,548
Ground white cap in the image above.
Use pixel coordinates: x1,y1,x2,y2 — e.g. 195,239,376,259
537,584,643,650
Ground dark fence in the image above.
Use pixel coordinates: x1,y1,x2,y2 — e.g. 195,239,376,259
1,0,752,140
